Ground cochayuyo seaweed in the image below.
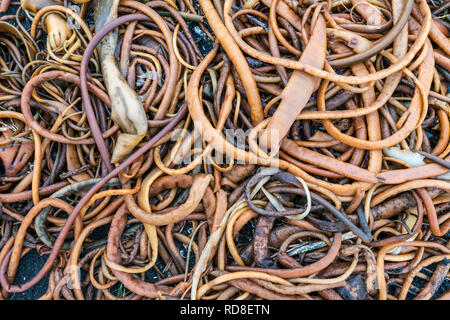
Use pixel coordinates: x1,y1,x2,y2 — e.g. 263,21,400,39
0,0,448,300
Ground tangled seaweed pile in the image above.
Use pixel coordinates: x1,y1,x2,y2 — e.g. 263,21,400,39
0,0,449,300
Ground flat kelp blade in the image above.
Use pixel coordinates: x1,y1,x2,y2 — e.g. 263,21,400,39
94,0,148,163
